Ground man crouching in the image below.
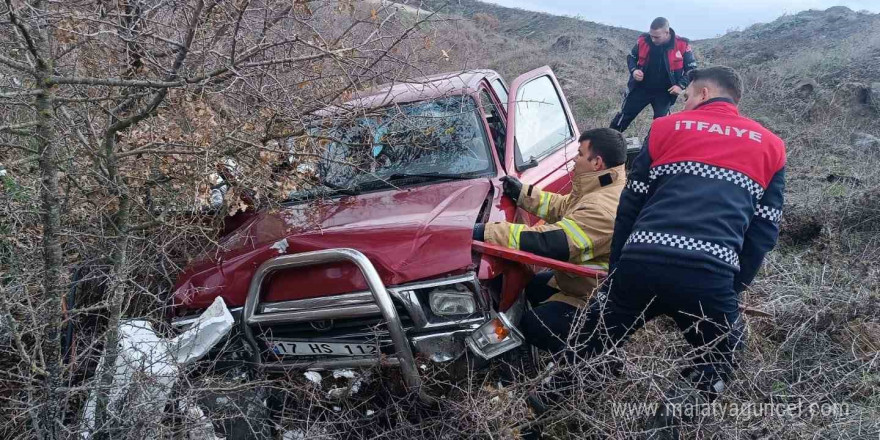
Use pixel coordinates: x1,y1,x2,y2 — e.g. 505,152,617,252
473,128,627,352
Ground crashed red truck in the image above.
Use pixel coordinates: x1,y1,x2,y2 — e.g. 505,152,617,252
169,67,635,397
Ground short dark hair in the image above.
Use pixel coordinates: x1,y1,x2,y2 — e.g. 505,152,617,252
578,128,626,168
650,17,669,30
687,66,743,103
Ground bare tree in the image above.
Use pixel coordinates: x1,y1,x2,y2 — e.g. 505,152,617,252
0,1,466,437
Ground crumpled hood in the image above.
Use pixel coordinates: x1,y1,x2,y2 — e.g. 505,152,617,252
173,179,492,309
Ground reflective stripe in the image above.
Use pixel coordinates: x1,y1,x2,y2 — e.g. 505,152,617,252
557,218,594,260
580,261,609,270
508,224,525,250
755,204,782,224
625,230,740,268
538,192,551,219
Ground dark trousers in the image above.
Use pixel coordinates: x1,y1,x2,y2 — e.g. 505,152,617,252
519,272,575,352
610,87,677,132
518,262,743,397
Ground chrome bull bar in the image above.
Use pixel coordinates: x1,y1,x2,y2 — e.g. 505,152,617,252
240,248,427,400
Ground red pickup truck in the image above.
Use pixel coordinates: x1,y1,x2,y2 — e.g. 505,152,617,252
170,67,622,397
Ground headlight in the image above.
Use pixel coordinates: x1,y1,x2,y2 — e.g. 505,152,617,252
428,287,476,316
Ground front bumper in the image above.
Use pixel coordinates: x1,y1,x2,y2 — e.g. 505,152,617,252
172,250,524,398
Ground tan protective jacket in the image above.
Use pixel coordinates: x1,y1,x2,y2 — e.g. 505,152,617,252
484,165,625,307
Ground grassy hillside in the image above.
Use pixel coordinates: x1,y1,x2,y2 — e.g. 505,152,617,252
410,3,880,439
421,0,644,131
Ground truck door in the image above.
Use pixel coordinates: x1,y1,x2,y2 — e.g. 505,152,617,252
503,66,580,225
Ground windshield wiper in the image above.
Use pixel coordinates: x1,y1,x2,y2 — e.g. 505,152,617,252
350,171,483,190
284,181,359,203
321,180,360,196
287,172,484,201
383,171,484,181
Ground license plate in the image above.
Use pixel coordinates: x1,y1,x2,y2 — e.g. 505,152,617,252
269,340,379,357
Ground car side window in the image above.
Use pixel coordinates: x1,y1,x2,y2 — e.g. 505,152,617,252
479,89,507,159
491,79,509,112
513,75,572,168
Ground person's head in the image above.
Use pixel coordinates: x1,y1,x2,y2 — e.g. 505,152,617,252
575,128,627,174
649,17,671,45
683,66,744,110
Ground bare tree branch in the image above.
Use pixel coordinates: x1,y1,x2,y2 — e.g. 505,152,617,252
0,142,39,154
0,121,39,132
0,53,37,75
0,90,40,98
4,0,47,70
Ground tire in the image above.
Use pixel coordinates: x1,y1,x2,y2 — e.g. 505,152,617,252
195,376,274,439
498,344,542,385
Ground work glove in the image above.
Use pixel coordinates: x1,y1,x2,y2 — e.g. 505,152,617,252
500,175,523,203
472,223,486,241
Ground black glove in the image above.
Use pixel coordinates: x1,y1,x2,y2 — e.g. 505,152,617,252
472,223,486,241
500,176,523,202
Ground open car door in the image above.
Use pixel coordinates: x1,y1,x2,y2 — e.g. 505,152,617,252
503,66,581,224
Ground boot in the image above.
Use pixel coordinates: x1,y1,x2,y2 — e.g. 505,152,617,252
643,379,714,440
644,400,681,440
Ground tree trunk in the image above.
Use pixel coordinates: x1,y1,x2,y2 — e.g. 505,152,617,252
92,131,132,440
35,61,62,440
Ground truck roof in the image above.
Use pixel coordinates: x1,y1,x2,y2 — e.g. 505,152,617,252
342,69,501,110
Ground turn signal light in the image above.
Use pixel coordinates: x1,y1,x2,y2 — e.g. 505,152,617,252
465,312,524,359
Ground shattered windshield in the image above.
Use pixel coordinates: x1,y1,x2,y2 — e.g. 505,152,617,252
293,95,492,197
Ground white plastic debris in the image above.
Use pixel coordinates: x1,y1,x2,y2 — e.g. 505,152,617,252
296,163,316,174
80,297,234,438
270,239,289,254
541,361,556,384
327,387,347,400
332,369,356,379
209,187,227,209
283,426,332,440
350,378,364,395
283,430,307,440
327,369,368,399
0,168,7,177
304,371,323,386
172,296,236,364
179,399,221,440
366,409,375,417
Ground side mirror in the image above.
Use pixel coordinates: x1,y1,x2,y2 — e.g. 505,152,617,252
516,157,538,172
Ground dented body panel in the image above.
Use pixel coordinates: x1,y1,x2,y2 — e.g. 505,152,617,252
174,179,497,310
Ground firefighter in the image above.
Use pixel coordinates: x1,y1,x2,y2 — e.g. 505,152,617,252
610,17,697,133
472,128,627,350
587,66,785,437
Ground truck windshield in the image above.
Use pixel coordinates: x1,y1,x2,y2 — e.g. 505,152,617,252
300,95,493,194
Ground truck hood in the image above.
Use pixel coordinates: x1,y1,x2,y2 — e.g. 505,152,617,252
172,178,492,309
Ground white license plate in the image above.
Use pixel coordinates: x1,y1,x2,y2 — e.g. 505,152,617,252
270,340,379,357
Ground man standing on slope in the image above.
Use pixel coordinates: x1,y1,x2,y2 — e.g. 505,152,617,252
587,66,785,437
472,128,627,348
610,17,697,133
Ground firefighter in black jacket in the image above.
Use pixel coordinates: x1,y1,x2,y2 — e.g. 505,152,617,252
594,66,784,437
610,17,697,133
